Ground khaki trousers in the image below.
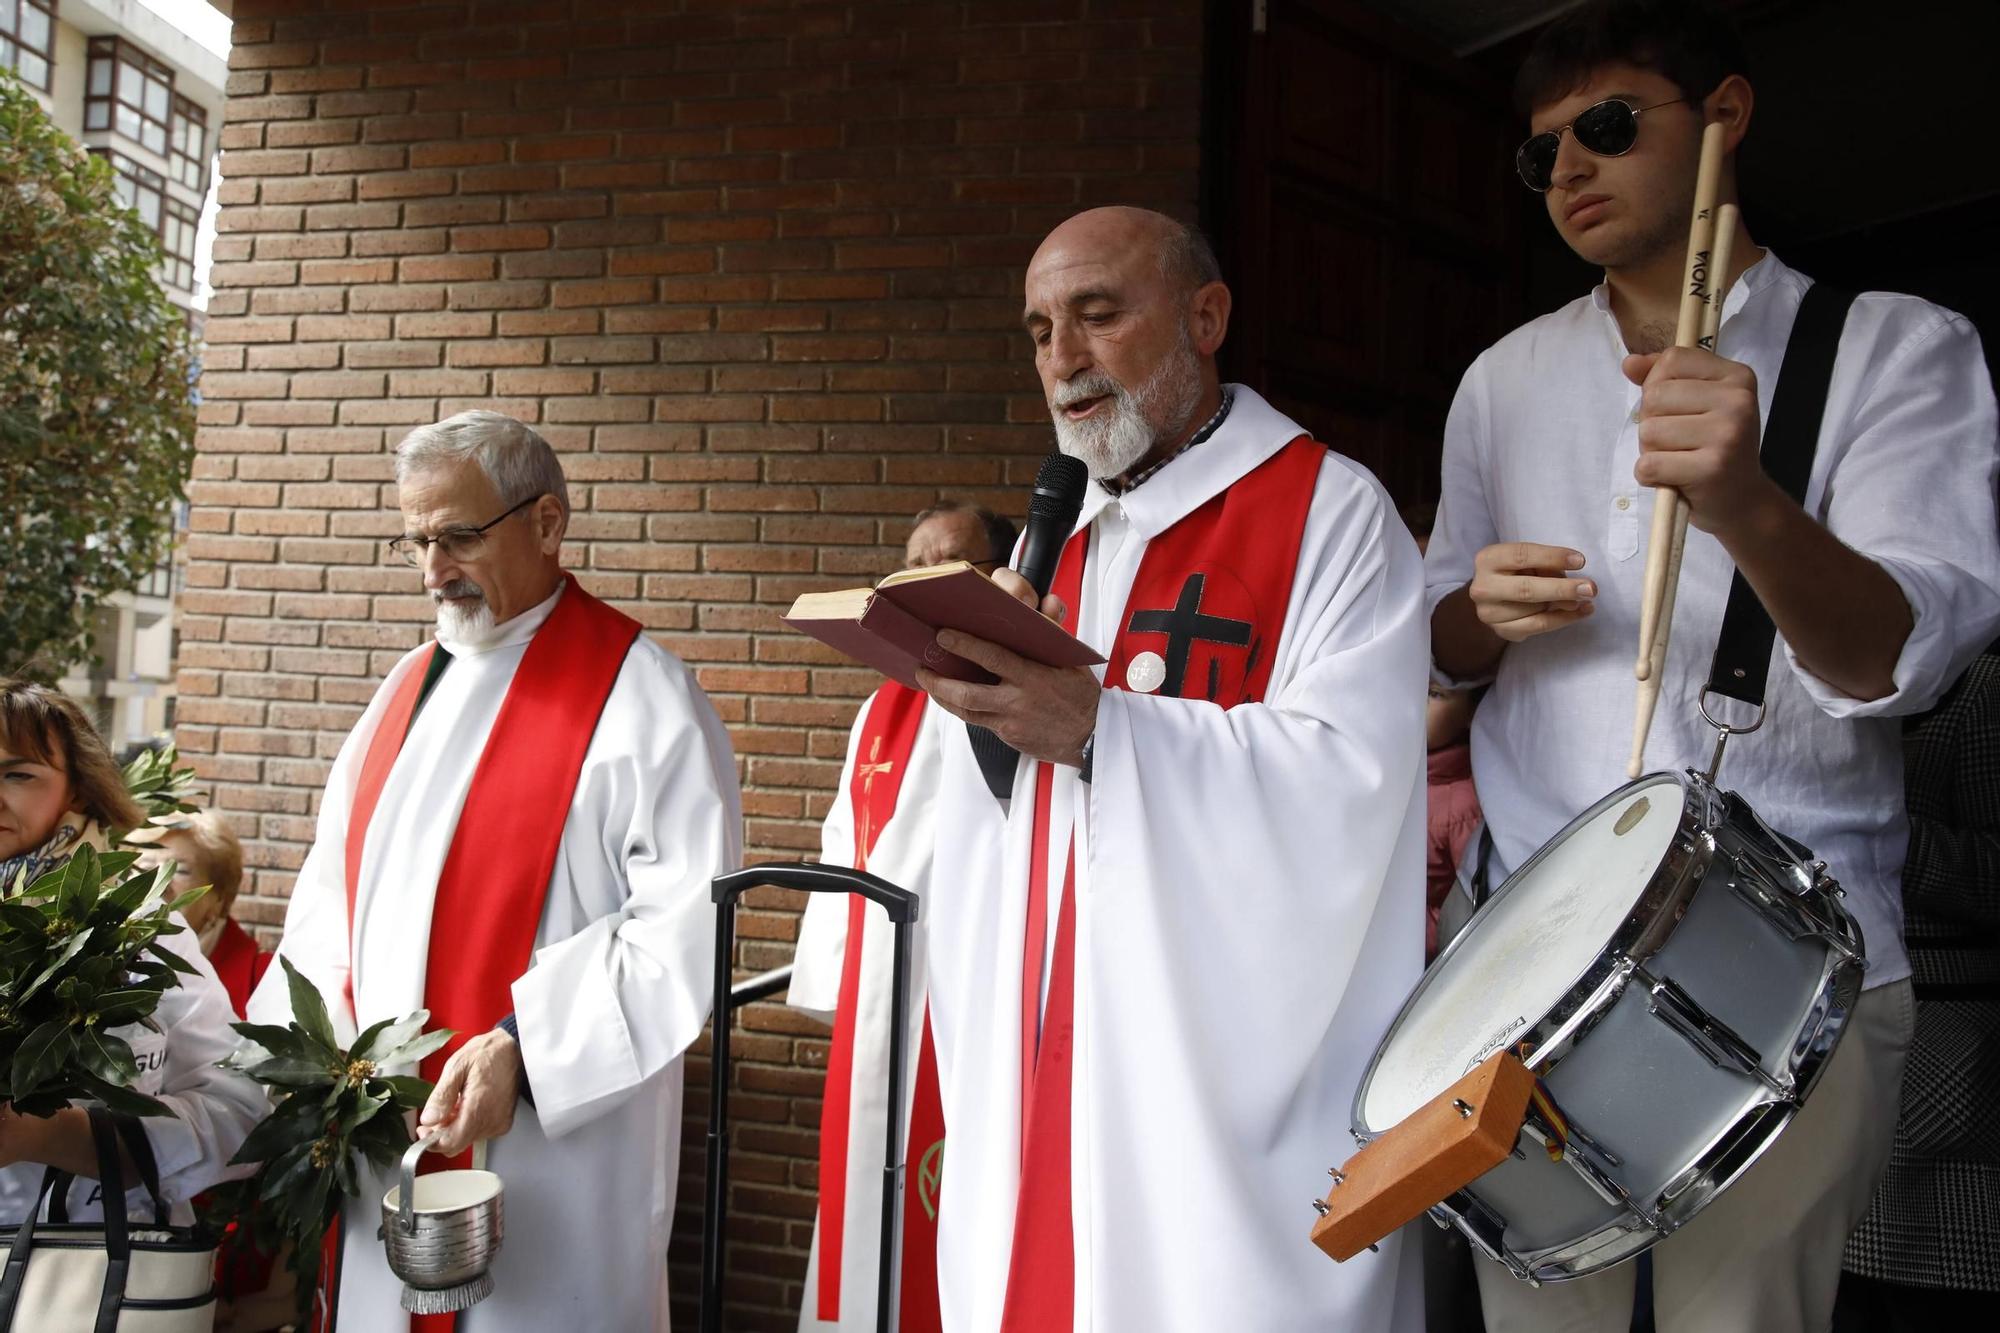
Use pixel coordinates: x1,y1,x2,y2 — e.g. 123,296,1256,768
1475,978,1915,1333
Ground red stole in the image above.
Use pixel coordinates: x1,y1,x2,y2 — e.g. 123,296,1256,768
342,576,641,1333
1000,437,1326,1330
208,918,270,1019
815,681,946,1332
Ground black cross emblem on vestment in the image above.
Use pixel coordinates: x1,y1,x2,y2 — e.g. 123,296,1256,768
1126,573,1254,698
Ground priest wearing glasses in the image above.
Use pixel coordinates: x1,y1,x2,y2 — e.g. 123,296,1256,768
249,410,742,1332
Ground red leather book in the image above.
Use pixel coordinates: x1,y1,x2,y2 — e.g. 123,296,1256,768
783,561,1104,689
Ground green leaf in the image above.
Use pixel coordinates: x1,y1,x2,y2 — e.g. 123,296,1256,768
93,987,165,1026
335,1085,390,1136
374,1028,454,1070
281,956,341,1059
378,1075,436,1110
257,1141,319,1203
0,902,52,934
242,1056,338,1088
348,1014,407,1062
10,1018,75,1096
226,1022,311,1062
15,926,93,1004
54,843,101,919
73,1070,172,1119
166,884,211,918
77,1028,140,1086
143,939,199,976
231,1096,324,1166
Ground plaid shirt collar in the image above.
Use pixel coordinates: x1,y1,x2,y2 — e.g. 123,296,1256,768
1098,388,1235,497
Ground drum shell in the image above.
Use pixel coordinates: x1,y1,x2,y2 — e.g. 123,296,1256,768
1357,773,1864,1282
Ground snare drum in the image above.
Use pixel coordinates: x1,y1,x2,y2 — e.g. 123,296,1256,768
1352,770,1865,1283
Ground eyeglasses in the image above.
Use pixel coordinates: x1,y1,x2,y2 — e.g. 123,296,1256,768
1515,97,1688,193
387,495,542,567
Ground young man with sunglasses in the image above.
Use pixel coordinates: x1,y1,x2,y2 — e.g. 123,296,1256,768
1424,3,2000,1331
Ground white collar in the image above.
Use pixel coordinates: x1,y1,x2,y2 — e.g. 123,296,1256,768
1589,250,1793,356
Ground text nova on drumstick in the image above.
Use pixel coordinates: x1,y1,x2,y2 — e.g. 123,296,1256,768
1628,120,1732,778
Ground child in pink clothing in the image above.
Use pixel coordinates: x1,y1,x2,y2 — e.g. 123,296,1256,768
1426,683,1482,961
1407,501,1485,962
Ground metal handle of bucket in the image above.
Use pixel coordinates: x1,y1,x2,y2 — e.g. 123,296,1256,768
704,864,920,1333
399,1129,442,1236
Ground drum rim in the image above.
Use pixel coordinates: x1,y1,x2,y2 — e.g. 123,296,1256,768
1354,771,1713,1134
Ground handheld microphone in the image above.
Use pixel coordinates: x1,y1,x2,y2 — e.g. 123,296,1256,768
1014,452,1089,598
968,451,1090,799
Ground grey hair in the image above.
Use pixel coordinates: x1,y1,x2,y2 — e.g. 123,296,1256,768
394,410,570,518
912,500,1019,566
1159,220,1222,295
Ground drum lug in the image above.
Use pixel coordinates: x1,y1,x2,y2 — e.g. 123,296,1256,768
1635,964,1790,1099
1723,853,1863,962
1440,1190,1535,1284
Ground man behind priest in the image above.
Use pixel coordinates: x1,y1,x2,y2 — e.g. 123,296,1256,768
790,500,1016,1333
250,411,742,1332
914,207,1427,1330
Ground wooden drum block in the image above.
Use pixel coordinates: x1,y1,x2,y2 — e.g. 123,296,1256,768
1309,1051,1534,1262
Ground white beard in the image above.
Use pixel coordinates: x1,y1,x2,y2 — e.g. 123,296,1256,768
1050,328,1205,480
433,580,499,648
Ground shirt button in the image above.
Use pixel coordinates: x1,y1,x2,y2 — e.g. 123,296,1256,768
1615,496,1632,511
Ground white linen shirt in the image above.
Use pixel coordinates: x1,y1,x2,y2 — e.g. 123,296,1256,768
1424,252,2000,990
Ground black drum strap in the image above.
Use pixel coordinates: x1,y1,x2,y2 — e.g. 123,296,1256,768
1703,282,1857,706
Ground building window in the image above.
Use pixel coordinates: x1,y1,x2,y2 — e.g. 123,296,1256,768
0,0,58,92
94,148,166,234
84,35,174,158
161,197,198,291
170,94,208,191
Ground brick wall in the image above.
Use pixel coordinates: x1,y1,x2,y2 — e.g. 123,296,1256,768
184,1,1204,1324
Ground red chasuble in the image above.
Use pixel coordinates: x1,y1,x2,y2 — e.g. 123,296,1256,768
341,575,641,1333
815,680,947,1332
1000,436,1327,1331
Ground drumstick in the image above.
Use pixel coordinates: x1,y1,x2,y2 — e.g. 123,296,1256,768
1628,202,1741,778
1634,120,1728,683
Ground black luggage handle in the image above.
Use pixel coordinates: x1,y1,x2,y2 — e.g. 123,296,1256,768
702,864,921,1333
711,863,920,921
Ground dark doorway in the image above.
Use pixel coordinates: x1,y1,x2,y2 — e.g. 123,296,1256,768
1202,0,1530,508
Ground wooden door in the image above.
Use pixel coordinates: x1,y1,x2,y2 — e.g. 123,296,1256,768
1204,0,1527,506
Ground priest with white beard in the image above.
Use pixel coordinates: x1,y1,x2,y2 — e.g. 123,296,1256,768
249,410,741,1332
912,208,1427,1331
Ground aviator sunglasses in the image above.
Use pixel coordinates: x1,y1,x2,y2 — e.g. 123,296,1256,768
1515,97,1688,192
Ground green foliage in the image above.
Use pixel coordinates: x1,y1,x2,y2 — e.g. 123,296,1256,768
122,742,203,828
0,841,205,1118
0,71,197,678
203,959,452,1313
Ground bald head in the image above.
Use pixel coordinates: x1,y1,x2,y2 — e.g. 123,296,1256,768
1028,207,1220,302
1023,207,1232,482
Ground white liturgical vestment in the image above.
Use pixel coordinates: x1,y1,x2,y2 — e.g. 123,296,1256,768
790,693,945,1332
250,582,741,1332
926,386,1429,1332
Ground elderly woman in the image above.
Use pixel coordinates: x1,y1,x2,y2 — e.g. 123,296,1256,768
132,809,269,1016
0,678,263,1224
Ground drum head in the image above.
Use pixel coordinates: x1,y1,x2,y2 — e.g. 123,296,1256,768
1360,775,1686,1129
